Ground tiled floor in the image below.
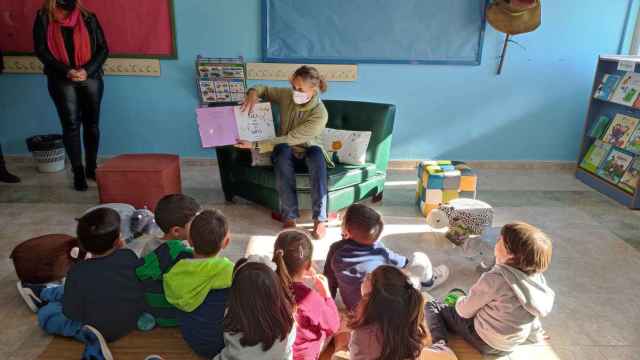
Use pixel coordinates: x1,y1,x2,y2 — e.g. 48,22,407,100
1,162,639,360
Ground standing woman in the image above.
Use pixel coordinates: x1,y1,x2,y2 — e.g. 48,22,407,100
237,66,330,239
33,0,108,191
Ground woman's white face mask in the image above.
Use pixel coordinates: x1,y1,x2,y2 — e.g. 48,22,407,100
292,90,312,105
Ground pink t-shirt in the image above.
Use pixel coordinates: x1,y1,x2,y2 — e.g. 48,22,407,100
291,282,340,360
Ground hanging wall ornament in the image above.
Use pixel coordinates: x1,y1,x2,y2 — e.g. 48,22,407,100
486,0,541,74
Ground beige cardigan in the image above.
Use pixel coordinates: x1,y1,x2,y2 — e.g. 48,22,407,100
252,85,333,167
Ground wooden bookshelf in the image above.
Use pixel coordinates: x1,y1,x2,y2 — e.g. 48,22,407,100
575,55,640,209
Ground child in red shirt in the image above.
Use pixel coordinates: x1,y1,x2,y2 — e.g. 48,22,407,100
273,229,340,360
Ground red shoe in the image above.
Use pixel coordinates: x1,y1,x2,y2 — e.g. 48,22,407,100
283,219,297,229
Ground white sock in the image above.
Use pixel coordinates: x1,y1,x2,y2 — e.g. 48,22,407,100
409,252,433,283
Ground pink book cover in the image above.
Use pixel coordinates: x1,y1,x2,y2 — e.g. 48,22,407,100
196,107,239,147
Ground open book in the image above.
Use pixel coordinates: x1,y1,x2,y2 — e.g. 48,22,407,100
196,102,276,148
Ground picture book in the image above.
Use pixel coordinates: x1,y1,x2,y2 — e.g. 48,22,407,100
596,147,635,184
196,102,276,148
601,114,639,148
580,140,612,173
619,158,640,193
610,72,640,106
625,127,640,154
587,116,611,139
594,74,622,100
196,57,247,105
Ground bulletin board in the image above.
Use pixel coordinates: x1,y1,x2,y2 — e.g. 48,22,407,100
0,0,176,58
263,0,488,65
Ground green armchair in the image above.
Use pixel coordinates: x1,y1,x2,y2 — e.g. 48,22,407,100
215,100,396,214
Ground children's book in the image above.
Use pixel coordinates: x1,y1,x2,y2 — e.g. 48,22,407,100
596,148,635,184
594,74,622,101
580,140,612,173
601,114,640,148
610,72,640,106
196,102,276,147
587,116,611,139
625,127,640,154
619,157,640,193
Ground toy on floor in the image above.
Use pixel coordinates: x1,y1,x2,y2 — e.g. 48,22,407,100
443,288,467,306
83,203,160,244
427,198,497,273
416,160,478,217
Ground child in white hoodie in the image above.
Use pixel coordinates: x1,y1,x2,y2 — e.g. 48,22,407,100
426,222,555,356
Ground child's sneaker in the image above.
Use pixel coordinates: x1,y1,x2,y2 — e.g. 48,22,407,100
16,281,47,312
80,325,113,360
422,265,450,290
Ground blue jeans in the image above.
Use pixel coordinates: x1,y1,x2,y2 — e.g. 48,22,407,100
271,144,328,221
37,286,84,340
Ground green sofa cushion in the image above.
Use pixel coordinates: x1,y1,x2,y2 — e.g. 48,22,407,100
232,162,378,191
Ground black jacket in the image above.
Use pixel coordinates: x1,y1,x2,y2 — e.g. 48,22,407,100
33,10,109,79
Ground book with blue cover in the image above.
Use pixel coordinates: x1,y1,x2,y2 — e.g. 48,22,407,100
588,116,611,139
594,74,622,100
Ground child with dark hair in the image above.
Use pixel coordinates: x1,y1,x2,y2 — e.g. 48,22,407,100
273,229,340,360
141,193,200,256
163,209,234,358
348,266,456,360
135,194,199,327
215,261,296,360
17,208,145,359
426,222,555,356
324,203,449,312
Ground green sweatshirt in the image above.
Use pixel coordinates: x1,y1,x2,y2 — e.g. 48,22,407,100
252,85,334,167
163,257,234,313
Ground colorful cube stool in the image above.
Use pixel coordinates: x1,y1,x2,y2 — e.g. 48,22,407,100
416,160,477,217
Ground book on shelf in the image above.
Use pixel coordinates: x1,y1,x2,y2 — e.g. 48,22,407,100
580,139,612,173
619,157,640,193
596,147,635,184
587,116,611,139
594,74,622,101
601,114,640,148
610,72,640,106
625,127,640,154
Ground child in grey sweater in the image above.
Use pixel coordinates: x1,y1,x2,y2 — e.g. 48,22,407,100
426,222,555,356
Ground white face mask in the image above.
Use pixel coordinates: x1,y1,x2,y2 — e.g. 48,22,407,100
292,90,312,105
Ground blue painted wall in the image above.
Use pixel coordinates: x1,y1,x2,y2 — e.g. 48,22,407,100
0,0,634,160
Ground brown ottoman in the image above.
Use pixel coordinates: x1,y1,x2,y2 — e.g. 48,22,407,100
96,154,181,210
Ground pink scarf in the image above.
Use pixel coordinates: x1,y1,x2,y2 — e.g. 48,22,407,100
47,7,91,68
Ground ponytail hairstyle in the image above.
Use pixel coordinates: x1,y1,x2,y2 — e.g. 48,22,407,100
350,265,429,360
342,203,384,244
224,262,295,351
272,229,314,304
292,65,328,93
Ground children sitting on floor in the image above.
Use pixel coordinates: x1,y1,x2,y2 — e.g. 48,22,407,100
214,260,297,359
140,194,200,257
347,265,457,360
163,209,234,358
272,229,340,360
426,222,555,356
135,194,200,328
18,208,145,360
324,203,450,312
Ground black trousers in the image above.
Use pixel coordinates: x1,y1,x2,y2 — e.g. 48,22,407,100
47,77,104,170
426,299,511,357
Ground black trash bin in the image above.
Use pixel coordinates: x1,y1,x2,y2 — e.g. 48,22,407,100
26,134,66,173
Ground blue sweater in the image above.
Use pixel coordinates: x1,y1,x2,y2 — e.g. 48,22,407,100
177,288,228,358
323,239,408,311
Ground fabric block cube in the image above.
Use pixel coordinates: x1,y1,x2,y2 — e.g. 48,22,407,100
416,160,478,217
96,154,182,210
